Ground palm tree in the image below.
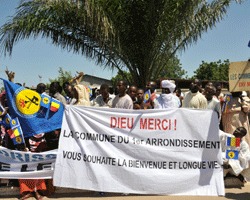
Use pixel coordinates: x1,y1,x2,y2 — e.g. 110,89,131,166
0,0,241,87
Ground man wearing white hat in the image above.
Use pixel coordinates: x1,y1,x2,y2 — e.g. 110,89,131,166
154,80,181,109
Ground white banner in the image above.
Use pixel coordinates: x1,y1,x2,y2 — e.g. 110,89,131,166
0,146,57,179
53,106,224,196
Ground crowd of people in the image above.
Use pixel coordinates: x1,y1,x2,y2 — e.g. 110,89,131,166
0,70,250,199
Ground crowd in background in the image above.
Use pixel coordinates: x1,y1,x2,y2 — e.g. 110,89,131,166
0,71,250,199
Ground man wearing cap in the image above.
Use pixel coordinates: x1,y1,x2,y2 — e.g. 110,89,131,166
154,80,181,109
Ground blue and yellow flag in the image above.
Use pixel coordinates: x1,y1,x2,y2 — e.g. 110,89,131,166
143,89,151,103
2,113,11,129
226,149,239,160
0,105,11,128
221,94,232,113
1,79,64,138
86,86,92,98
10,117,20,129
7,117,24,145
40,93,51,109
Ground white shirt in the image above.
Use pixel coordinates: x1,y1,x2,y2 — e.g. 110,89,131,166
112,94,133,109
183,91,207,109
154,93,180,109
207,97,222,121
92,94,115,108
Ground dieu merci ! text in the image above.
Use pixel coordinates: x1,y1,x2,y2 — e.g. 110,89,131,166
110,117,177,131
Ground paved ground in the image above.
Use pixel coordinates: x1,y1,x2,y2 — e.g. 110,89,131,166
1,182,250,200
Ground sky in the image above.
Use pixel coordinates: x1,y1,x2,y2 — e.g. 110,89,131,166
0,0,250,88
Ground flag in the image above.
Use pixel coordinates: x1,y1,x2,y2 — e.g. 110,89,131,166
0,105,5,115
50,98,60,112
226,149,239,160
7,126,24,145
1,78,64,138
248,40,250,47
10,117,20,129
7,117,24,145
0,105,11,128
2,113,11,129
143,89,151,103
221,94,232,113
38,93,51,118
226,137,241,147
86,86,92,98
40,93,51,109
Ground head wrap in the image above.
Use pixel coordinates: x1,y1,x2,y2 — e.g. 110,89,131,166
161,80,176,93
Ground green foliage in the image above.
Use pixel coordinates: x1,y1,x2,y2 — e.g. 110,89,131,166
111,70,132,87
158,56,187,79
112,55,187,86
193,59,229,81
48,67,73,86
0,0,241,87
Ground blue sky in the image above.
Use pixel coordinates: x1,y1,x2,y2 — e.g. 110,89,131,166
0,0,250,88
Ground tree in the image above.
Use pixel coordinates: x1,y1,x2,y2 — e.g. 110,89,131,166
111,70,132,87
49,67,73,86
112,55,186,86
158,56,187,79
193,59,229,81
0,0,241,87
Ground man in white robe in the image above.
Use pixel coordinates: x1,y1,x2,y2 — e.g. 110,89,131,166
154,80,180,109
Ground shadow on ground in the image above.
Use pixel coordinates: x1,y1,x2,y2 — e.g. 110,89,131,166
225,192,250,200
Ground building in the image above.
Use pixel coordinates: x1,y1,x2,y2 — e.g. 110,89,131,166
81,74,112,89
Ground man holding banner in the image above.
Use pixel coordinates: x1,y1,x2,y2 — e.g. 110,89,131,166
53,105,225,196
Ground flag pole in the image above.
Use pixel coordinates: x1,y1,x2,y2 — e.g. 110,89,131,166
17,118,28,150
